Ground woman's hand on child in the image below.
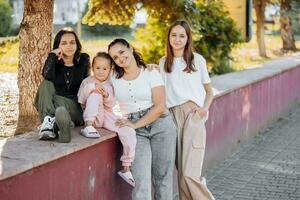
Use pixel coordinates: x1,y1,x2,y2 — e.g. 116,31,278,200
51,48,63,60
115,118,135,129
146,64,160,71
191,106,208,119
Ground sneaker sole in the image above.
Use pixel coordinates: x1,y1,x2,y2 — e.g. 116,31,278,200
55,107,72,143
117,171,135,187
39,130,56,140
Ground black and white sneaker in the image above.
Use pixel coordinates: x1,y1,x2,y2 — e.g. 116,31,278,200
39,116,56,140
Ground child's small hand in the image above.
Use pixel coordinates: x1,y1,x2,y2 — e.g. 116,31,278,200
115,118,135,129
95,83,109,98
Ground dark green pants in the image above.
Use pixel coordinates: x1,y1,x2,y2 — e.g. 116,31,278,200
34,80,84,126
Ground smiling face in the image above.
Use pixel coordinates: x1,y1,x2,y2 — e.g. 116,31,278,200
169,25,188,54
108,43,135,69
59,33,77,58
92,57,111,82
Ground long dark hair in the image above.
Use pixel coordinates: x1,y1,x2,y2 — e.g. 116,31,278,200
165,19,196,73
108,38,146,79
53,27,82,65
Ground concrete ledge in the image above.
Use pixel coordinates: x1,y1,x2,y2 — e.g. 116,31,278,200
212,55,300,97
0,128,117,181
0,129,132,200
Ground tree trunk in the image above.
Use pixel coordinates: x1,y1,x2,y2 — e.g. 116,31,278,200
253,0,267,57
280,0,296,51
16,0,54,134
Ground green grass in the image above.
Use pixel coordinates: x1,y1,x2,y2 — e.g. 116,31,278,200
0,37,19,73
231,34,300,71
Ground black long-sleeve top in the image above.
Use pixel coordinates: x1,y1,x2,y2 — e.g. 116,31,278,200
42,52,90,99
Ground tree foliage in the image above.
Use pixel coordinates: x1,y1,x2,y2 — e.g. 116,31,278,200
84,0,242,74
187,1,242,74
81,3,131,36
134,17,169,64
0,0,13,36
83,0,137,25
83,0,180,25
289,0,300,34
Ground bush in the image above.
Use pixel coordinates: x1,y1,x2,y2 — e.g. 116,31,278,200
83,23,131,36
290,0,300,34
134,17,168,63
0,0,12,36
189,1,243,74
9,24,20,36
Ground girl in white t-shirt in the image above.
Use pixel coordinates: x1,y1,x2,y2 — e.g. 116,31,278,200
108,38,176,200
159,19,215,200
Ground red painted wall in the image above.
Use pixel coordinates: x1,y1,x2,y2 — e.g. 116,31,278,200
203,65,300,171
0,138,132,200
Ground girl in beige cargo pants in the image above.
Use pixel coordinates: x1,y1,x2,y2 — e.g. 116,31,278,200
159,19,215,200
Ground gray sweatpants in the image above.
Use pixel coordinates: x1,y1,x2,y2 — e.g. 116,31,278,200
129,109,177,200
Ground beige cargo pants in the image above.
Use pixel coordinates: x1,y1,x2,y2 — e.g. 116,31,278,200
171,101,215,200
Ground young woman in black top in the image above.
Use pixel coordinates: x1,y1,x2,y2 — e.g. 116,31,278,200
34,27,90,142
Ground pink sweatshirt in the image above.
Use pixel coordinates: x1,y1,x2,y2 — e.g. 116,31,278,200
77,76,116,111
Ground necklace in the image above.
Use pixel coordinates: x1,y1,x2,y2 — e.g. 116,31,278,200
63,66,74,90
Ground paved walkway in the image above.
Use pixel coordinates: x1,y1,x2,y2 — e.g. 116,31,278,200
206,104,300,200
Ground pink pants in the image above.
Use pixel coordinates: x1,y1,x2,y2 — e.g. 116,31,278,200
83,93,136,167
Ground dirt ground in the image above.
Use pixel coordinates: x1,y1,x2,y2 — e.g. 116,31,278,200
0,73,18,138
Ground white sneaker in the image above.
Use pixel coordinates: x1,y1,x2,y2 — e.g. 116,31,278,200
39,116,56,140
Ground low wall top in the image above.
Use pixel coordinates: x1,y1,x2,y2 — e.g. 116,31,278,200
212,54,300,97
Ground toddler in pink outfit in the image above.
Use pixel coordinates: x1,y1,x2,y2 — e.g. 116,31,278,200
78,52,136,186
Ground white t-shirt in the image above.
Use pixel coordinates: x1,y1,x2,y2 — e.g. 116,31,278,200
159,52,211,108
110,68,164,115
